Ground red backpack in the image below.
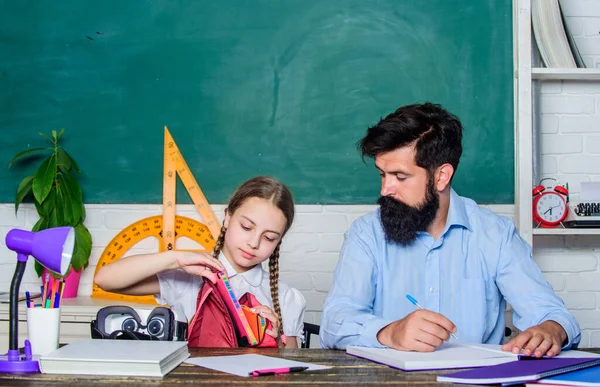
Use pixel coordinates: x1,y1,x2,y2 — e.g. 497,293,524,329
187,279,278,348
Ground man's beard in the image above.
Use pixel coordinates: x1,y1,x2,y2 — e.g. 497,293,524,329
377,177,439,246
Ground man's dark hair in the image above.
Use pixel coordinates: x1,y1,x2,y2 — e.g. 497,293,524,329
358,102,463,177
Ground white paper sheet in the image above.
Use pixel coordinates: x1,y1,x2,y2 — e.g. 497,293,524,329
185,354,330,377
580,181,600,202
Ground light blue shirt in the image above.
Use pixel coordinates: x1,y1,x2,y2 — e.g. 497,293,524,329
320,189,580,349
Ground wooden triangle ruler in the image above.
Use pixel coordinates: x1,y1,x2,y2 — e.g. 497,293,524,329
162,126,220,248
91,127,220,303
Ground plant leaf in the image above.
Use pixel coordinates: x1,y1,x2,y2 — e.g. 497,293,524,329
8,148,51,167
58,173,81,224
31,217,48,232
61,170,84,223
15,175,34,214
52,130,57,140
71,223,92,271
39,132,53,142
54,187,66,225
34,200,44,216
47,203,60,228
56,150,72,172
39,188,56,218
32,154,56,203
58,181,74,225
57,128,65,140
61,150,80,174
34,261,44,278
61,169,82,200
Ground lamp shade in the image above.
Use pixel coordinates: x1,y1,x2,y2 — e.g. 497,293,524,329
5,227,75,276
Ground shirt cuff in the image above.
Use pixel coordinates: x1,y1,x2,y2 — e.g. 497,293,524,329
357,317,396,348
544,316,580,350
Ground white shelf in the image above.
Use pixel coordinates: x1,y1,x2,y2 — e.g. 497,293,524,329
533,228,600,236
532,68,600,80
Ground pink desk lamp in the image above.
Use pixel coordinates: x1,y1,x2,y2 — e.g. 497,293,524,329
0,227,74,373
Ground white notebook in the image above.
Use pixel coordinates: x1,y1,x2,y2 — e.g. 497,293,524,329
347,343,517,371
347,343,600,371
39,339,190,377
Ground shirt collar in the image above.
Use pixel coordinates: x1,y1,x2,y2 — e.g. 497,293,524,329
444,188,472,233
218,252,264,287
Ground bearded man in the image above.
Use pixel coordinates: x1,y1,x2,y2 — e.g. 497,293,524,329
320,102,580,358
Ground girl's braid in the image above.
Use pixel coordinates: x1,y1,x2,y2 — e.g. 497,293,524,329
268,244,283,336
211,225,226,259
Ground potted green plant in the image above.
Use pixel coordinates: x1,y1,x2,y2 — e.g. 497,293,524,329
9,129,92,297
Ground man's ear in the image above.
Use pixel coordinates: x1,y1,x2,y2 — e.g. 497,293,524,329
435,163,454,192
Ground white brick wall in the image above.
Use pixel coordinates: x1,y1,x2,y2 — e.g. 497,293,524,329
561,0,600,67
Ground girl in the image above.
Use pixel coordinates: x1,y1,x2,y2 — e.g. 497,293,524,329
94,176,306,347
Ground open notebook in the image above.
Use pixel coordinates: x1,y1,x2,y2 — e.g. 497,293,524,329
39,340,190,377
347,343,600,371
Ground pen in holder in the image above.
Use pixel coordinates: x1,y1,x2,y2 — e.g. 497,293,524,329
26,307,61,355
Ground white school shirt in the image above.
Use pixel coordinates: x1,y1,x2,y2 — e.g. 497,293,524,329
155,253,307,338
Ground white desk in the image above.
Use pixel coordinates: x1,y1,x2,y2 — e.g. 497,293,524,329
0,297,155,350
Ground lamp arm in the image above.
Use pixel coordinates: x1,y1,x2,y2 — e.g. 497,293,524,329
9,259,27,352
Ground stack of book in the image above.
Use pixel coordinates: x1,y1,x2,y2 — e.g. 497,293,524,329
39,340,190,377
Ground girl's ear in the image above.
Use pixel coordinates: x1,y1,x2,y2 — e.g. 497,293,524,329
223,208,231,229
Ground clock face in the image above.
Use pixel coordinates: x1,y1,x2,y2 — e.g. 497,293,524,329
535,192,567,224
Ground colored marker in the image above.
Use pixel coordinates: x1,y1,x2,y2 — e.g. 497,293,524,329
53,288,60,308
50,278,57,308
59,279,65,306
406,294,459,340
25,291,31,308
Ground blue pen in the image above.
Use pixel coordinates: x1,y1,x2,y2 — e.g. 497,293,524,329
53,290,60,308
406,294,459,340
25,291,31,308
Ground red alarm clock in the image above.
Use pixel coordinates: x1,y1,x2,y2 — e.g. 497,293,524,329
532,178,569,228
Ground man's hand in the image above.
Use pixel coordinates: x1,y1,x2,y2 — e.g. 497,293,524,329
376,310,457,352
502,320,567,358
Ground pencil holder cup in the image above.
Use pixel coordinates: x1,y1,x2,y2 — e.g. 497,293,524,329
26,307,61,355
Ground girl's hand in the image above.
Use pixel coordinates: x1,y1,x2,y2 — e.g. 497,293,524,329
250,306,281,339
174,252,224,283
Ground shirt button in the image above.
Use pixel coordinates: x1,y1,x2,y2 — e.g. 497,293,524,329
429,287,434,292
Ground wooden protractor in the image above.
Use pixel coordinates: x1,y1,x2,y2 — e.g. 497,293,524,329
91,215,215,304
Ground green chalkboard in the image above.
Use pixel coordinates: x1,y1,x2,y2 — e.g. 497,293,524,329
0,1,514,204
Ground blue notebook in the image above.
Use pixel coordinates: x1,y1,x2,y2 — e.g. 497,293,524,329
537,364,600,386
437,357,600,385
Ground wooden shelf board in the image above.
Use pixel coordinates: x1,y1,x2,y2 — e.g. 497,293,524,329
533,228,600,236
532,68,600,80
